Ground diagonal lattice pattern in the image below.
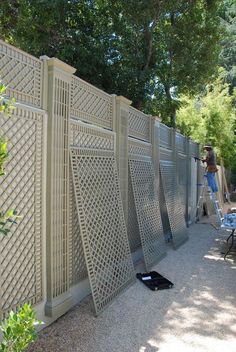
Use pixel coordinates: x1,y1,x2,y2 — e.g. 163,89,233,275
128,107,151,142
190,141,199,156
160,160,188,248
176,132,186,154
69,121,114,286
128,137,152,157
70,148,134,315
71,120,114,150
0,108,43,318
0,40,42,107
129,159,166,269
71,76,113,129
159,124,172,149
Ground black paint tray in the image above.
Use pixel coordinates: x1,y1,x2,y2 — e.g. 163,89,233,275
136,271,174,291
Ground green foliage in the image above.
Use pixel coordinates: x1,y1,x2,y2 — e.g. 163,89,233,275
176,69,236,170
146,0,222,124
0,81,15,116
0,137,8,176
219,0,236,94
0,304,43,352
0,209,19,236
0,0,222,125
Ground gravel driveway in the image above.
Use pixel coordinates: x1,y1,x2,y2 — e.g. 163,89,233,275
28,220,236,352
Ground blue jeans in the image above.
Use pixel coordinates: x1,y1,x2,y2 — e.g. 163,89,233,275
206,172,218,193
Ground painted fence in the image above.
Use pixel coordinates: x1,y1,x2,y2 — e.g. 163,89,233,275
0,39,201,323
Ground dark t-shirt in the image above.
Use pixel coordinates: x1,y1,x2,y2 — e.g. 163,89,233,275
206,150,216,166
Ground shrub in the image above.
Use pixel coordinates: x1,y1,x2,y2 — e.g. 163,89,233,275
0,304,43,352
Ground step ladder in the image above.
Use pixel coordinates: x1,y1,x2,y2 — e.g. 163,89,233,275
196,174,224,224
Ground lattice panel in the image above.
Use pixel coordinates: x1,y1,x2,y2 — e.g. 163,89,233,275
177,153,187,218
70,148,134,315
159,123,172,149
190,141,199,156
129,159,166,269
128,107,151,142
0,40,42,108
189,159,197,223
71,76,113,129
69,165,87,286
127,169,141,252
160,160,188,249
128,138,152,158
176,132,186,154
159,170,172,241
70,120,114,150
69,121,115,286
0,107,44,317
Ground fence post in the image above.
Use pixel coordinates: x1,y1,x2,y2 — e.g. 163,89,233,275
43,57,76,318
114,96,132,224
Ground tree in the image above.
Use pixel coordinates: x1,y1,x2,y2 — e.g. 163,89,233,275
143,0,222,125
219,0,236,95
0,0,222,126
176,69,236,169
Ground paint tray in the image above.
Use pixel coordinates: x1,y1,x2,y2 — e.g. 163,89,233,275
136,271,173,291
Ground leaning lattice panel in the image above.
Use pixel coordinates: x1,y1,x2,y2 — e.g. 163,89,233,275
70,122,134,315
128,107,151,142
127,169,141,252
0,106,44,318
0,40,42,108
159,160,188,248
159,170,172,241
177,153,187,217
69,165,87,286
71,76,113,129
189,159,198,223
128,138,166,269
69,120,115,286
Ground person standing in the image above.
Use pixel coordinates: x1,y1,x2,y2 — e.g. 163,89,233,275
202,144,218,193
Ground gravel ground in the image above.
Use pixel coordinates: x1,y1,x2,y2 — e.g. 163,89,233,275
28,220,236,352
